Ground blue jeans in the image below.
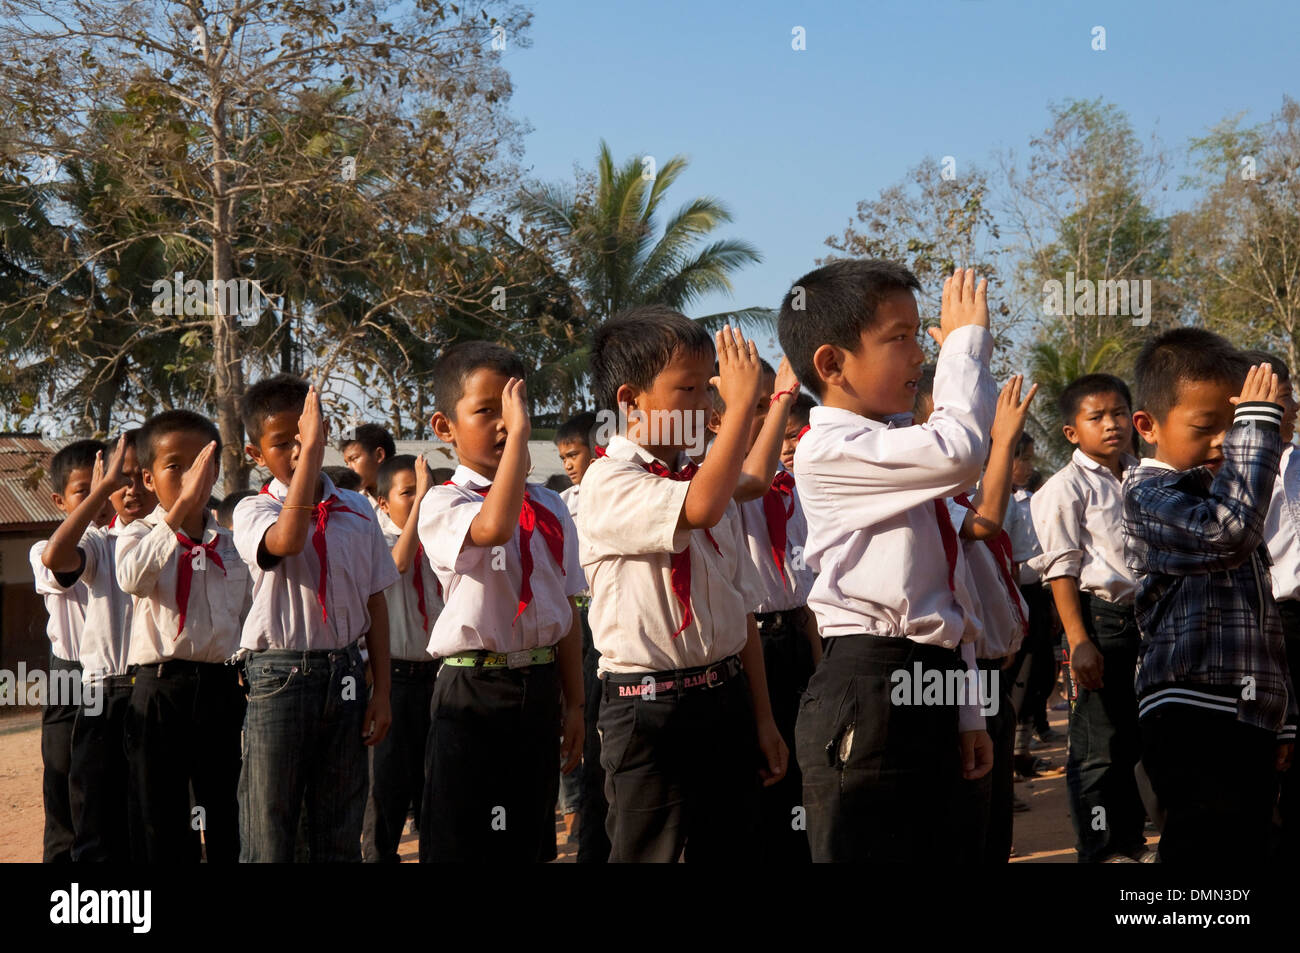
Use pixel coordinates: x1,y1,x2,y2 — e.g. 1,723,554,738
238,644,369,862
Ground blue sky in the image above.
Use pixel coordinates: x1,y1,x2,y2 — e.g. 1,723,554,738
502,0,1299,349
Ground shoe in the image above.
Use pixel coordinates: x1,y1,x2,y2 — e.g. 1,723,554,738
1035,727,1062,744
1104,853,1139,863
1012,794,1030,813
1013,754,1040,779
1130,848,1159,863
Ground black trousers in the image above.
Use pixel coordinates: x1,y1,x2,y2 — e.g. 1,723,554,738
1014,583,1056,733
1061,593,1146,862
576,608,611,863
958,658,1014,863
756,608,815,863
41,655,81,863
419,661,560,863
69,675,134,862
125,661,245,863
1141,703,1279,863
1275,599,1300,859
795,635,966,863
364,660,437,862
599,664,759,863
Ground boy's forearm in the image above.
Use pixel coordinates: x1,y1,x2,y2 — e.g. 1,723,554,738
1048,576,1089,650
737,393,794,495
365,593,391,695
265,457,321,556
556,605,584,710
739,614,775,723
684,412,752,527
473,433,528,545
390,501,423,572
970,438,1016,530
43,484,115,572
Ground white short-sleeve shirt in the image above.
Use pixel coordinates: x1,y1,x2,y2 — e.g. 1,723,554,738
578,435,765,675
68,524,134,686
381,528,441,661
115,505,251,665
30,539,88,662
737,467,815,614
232,472,400,651
418,465,584,657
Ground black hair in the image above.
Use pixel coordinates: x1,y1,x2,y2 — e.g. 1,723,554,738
590,305,713,413
1132,329,1249,423
240,373,309,444
1025,469,1044,493
49,439,106,496
545,473,571,494
709,358,777,414
555,411,599,448
788,392,817,430
777,258,922,399
1015,432,1035,458
321,465,362,492
338,422,395,458
1057,373,1133,426
431,341,527,421
1240,349,1291,384
376,453,418,499
217,489,256,529
137,409,221,468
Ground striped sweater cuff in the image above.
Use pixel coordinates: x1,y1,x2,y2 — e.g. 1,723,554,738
1280,721,1297,743
1234,400,1283,430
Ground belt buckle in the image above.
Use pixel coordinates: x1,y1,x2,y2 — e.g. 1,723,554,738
703,661,722,689
506,650,532,670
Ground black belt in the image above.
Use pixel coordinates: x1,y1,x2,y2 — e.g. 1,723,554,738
138,659,232,678
755,608,806,633
391,659,439,677
603,655,742,701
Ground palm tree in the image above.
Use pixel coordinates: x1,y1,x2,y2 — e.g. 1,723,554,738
516,140,770,331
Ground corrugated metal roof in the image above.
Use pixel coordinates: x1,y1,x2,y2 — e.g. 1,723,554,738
0,436,63,526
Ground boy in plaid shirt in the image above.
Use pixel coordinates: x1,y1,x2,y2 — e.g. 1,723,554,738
1124,328,1296,862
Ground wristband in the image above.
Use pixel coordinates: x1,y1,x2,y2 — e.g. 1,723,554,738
770,386,798,404
281,503,316,510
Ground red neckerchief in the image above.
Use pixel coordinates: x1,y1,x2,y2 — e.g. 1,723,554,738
796,424,810,441
762,470,797,576
174,529,226,637
952,493,1028,631
449,481,565,622
259,483,368,622
413,543,430,632
934,498,959,592
639,457,721,638
108,513,118,528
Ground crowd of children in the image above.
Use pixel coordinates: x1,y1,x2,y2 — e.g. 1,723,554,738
29,255,1299,863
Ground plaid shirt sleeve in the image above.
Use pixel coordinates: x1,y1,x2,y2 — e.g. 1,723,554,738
1124,402,1284,576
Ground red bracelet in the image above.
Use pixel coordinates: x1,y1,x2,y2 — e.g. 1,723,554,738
770,386,798,403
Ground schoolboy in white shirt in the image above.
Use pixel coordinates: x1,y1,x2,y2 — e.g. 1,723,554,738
29,439,113,862
581,308,786,863
116,410,251,862
233,374,399,862
40,431,155,861
778,260,997,862
417,342,585,863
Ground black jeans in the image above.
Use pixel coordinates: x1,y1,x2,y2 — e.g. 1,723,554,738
69,675,134,862
576,608,611,863
125,661,245,863
958,658,1014,864
363,660,437,862
1014,583,1056,734
756,608,815,863
41,655,81,863
1141,704,1279,863
1061,594,1145,862
795,635,965,863
419,661,560,863
1276,599,1300,859
599,663,759,862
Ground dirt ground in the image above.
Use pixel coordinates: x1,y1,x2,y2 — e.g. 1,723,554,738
0,698,1121,863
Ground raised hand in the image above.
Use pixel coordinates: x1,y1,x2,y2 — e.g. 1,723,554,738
414,452,433,498
710,325,762,416
500,377,532,441
92,434,130,495
990,374,1040,448
772,355,800,402
929,267,990,349
298,385,326,469
180,440,220,513
1229,363,1281,408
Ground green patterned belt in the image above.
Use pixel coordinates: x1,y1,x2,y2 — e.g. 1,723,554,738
440,647,556,669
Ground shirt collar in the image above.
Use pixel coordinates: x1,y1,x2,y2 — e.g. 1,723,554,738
808,405,903,432
144,503,218,542
604,434,694,473
1135,456,1178,472
451,464,495,490
268,470,338,503
1071,447,1137,478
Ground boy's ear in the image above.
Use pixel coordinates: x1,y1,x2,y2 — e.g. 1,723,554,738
615,383,638,413
374,447,386,465
50,491,66,511
1131,410,1157,447
431,411,454,444
1061,423,1080,446
244,442,264,466
811,344,845,390
142,469,156,493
